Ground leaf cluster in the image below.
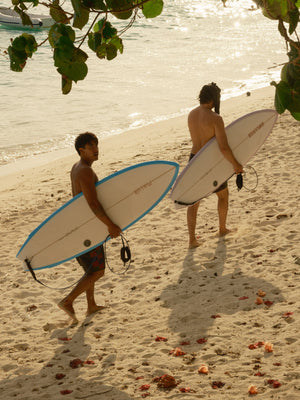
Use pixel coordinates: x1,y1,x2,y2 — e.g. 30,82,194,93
8,0,164,93
253,0,300,120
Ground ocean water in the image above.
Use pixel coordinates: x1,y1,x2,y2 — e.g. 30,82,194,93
0,0,286,168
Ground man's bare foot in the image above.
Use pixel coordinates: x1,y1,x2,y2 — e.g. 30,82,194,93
189,239,202,249
219,228,236,237
58,300,78,323
86,305,106,316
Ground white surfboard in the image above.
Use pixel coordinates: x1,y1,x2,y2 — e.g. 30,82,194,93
170,109,278,206
17,161,179,271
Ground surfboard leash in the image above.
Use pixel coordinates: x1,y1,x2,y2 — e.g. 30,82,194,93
236,165,258,192
24,258,84,291
103,233,132,275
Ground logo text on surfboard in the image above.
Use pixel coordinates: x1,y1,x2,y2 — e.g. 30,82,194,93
248,122,264,138
134,181,153,195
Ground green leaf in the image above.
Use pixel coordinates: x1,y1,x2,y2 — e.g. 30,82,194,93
58,61,88,82
106,43,118,60
71,0,90,29
110,36,123,53
8,46,26,72
82,0,107,10
288,8,299,34
290,111,300,120
102,21,118,39
273,80,291,114
62,75,73,95
142,0,163,18
50,4,69,24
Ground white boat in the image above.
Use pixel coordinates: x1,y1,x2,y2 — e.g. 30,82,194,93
0,7,54,29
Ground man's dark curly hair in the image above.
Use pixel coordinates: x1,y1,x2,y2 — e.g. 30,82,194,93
198,82,221,114
75,132,98,155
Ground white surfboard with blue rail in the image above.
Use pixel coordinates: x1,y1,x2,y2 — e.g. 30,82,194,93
17,160,179,271
170,109,278,206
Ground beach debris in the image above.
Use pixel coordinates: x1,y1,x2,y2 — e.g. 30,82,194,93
239,296,249,300
211,314,221,319
55,373,66,380
254,371,265,376
248,341,265,350
255,297,264,305
276,214,288,219
139,384,150,391
70,359,84,368
269,248,279,253
155,336,168,342
84,360,95,365
136,376,144,380
248,385,258,395
196,338,207,344
169,347,186,356
179,387,196,393
180,341,191,346
282,312,293,318
26,304,37,312
58,337,72,341
266,379,281,388
141,393,150,398
60,390,73,395
211,381,225,389
264,300,274,307
154,374,178,388
264,342,274,353
257,289,266,297
198,364,209,374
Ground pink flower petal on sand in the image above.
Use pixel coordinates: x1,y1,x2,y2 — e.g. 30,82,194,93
248,385,258,395
198,364,209,374
264,300,273,307
197,338,207,344
239,296,249,300
179,387,196,393
255,297,264,305
155,336,168,342
169,347,186,356
180,341,190,346
264,342,273,353
84,360,95,365
267,379,281,388
257,289,266,297
139,384,151,391
282,312,293,318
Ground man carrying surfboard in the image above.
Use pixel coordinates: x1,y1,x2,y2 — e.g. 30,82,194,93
187,83,243,248
58,132,122,322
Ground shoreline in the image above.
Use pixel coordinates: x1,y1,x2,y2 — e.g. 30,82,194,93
0,85,275,183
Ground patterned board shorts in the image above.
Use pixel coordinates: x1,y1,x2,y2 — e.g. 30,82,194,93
76,244,105,275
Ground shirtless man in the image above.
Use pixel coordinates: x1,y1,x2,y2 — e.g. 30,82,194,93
187,83,243,248
58,132,121,322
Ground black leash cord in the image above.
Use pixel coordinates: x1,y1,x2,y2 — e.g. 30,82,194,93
236,165,258,192
25,245,104,291
103,233,132,275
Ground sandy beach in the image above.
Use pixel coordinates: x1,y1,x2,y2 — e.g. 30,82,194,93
1,86,299,399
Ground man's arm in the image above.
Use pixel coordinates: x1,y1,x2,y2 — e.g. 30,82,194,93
214,116,243,174
78,168,122,238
